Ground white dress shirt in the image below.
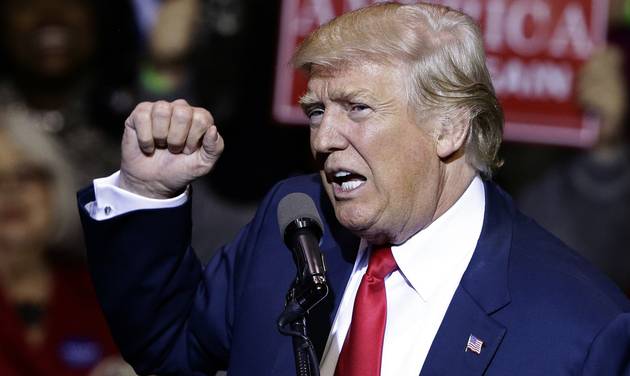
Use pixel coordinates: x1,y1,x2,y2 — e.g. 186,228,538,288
85,171,188,220
319,176,485,376
88,173,485,376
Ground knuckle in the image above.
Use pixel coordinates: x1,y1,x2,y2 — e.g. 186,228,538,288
152,101,172,118
135,109,152,125
193,109,213,126
203,109,215,124
133,103,152,119
172,106,193,122
136,101,152,112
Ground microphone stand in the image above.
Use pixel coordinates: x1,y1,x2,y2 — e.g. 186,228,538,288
277,229,329,376
278,281,325,376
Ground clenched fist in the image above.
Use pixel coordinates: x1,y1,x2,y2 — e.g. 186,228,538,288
119,99,224,199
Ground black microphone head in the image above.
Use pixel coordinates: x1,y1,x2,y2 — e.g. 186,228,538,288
277,192,324,240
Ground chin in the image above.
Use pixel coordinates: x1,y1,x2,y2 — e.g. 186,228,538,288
334,204,383,239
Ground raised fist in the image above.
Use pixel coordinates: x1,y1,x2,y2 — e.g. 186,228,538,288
119,99,224,198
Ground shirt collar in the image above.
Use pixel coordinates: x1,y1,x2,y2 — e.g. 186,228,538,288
390,176,485,301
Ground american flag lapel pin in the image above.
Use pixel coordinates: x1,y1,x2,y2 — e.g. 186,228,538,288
465,334,483,355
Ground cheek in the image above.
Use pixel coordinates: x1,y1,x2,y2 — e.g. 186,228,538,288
22,185,54,237
310,137,316,158
379,138,432,183
385,139,440,207
33,187,53,219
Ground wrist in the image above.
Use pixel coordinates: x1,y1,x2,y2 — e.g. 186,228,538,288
117,171,178,200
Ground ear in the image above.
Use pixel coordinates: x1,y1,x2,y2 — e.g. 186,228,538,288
435,110,471,159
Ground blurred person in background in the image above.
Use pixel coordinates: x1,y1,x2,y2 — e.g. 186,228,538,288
0,111,133,375
133,0,202,102
517,7,630,295
0,0,139,186
133,0,257,261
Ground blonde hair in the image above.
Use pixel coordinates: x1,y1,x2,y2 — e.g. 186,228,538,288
293,2,503,177
0,109,81,250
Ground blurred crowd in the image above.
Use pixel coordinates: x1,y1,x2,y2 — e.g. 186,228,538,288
498,2,630,296
0,0,628,375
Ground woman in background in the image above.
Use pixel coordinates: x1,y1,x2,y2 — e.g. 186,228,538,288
0,110,134,375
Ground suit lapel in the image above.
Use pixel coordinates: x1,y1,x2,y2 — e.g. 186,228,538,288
421,181,514,375
420,286,507,375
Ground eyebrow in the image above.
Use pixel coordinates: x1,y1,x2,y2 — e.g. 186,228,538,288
299,88,377,111
299,91,320,110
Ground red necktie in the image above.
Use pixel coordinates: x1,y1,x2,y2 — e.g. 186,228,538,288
335,246,398,376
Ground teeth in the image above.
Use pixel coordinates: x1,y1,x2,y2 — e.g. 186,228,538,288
335,171,351,178
341,180,363,191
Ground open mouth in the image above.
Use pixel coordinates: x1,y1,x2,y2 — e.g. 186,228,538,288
331,170,367,192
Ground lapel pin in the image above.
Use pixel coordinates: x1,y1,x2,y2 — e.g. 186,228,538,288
465,334,483,355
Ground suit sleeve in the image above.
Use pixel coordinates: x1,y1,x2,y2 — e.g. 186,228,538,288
581,312,630,375
77,182,282,375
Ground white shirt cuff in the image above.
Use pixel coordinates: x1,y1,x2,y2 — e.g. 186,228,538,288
84,171,189,220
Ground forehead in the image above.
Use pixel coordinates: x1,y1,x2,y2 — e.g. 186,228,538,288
304,62,407,101
0,132,25,168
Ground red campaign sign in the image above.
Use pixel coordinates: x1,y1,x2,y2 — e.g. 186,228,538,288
273,0,609,147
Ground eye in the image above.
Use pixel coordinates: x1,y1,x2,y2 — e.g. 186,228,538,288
350,103,371,112
306,107,324,124
348,103,372,120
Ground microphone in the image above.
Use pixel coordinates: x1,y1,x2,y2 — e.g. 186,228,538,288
277,193,329,321
278,192,326,282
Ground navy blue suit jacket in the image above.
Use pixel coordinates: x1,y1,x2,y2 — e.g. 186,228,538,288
78,175,630,375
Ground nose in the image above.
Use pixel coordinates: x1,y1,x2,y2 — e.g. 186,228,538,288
310,111,349,155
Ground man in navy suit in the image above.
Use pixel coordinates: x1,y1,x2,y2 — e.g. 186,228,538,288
78,2,630,375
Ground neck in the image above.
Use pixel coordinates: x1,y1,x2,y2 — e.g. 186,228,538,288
432,159,476,223
382,159,476,246
0,244,50,294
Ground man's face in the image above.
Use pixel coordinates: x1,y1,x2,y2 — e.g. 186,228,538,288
304,63,445,245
